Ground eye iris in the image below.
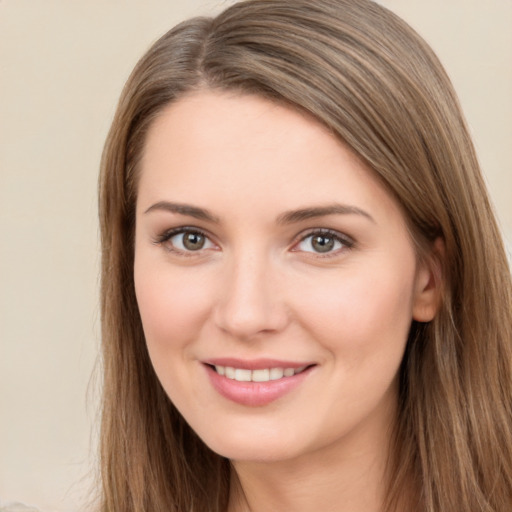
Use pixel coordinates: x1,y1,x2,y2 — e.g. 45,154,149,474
183,232,205,250
312,235,335,253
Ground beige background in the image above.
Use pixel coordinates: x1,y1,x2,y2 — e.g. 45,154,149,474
0,1,510,510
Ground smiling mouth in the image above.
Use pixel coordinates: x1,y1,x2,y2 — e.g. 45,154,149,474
205,362,315,406
210,365,310,383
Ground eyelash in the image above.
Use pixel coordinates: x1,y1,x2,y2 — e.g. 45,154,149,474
294,228,355,257
153,227,354,257
153,226,217,257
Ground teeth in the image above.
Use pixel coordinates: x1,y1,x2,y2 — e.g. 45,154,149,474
234,369,252,382
214,365,307,382
270,367,284,380
252,369,270,382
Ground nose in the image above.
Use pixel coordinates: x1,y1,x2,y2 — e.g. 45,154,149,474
213,250,289,340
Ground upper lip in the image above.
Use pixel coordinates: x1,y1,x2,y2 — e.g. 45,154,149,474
203,358,315,370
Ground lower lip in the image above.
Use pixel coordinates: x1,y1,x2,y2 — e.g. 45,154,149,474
204,365,313,407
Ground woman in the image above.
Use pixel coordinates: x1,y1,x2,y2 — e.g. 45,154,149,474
98,0,512,511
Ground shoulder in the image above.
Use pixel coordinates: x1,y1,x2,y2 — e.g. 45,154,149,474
0,502,43,512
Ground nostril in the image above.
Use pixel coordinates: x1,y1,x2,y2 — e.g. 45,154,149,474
212,263,289,338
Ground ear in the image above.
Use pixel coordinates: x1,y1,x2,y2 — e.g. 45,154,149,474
412,237,445,323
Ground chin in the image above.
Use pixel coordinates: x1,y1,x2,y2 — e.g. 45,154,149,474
195,420,305,463
208,441,299,463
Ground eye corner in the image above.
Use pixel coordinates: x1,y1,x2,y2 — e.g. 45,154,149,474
153,226,219,256
291,228,355,257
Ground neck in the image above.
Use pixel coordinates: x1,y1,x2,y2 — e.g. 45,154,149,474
227,412,395,512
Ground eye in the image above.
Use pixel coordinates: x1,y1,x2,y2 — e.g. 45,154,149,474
294,229,353,255
156,228,216,254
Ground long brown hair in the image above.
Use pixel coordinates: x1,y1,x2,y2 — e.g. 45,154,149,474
98,1,512,510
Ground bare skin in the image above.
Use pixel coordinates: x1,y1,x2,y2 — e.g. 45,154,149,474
135,90,440,512
228,393,396,512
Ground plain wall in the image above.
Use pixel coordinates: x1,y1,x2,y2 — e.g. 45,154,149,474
0,1,510,510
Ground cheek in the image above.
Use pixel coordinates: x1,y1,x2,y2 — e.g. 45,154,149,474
295,260,417,358
134,260,214,353
133,260,219,409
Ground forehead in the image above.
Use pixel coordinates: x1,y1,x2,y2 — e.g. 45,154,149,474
141,90,344,174
137,90,401,225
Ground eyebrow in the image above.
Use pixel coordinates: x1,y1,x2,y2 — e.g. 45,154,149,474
144,200,374,225
276,204,375,224
144,201,220,223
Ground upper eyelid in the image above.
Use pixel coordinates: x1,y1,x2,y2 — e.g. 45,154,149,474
295,228,354,244
156,225,213,242
154,226,354,250
291,230,355,259
153,227,218,257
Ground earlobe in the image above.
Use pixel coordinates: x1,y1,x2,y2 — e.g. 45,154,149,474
412,237,445,323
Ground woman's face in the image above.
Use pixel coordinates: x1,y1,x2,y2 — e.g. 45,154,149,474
134,91,438,463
